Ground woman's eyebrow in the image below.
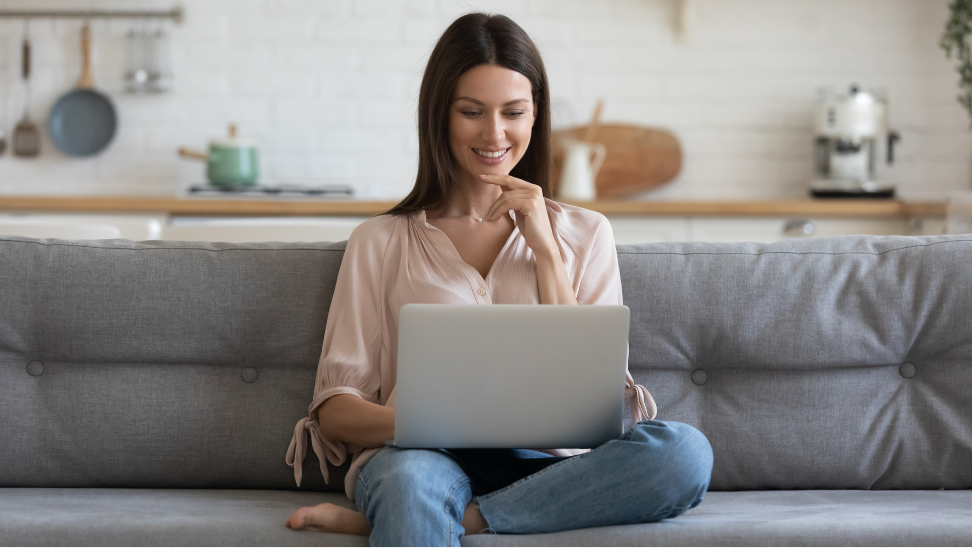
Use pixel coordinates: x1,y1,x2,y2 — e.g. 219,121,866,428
454,96,530,106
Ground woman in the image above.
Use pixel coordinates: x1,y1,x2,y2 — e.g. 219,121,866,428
285,12,713,546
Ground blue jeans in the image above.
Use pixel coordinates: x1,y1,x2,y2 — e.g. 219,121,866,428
354,420,714,546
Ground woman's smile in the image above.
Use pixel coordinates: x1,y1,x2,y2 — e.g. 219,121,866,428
472,146,511,165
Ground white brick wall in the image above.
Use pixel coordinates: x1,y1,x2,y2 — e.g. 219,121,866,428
0,0,969,200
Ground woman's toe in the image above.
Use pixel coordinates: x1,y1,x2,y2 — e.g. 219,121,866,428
286,507,310,529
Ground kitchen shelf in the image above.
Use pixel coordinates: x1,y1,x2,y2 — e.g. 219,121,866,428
0,195,946,218
0,6,183,23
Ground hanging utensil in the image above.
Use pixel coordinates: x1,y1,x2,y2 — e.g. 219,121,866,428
13,21,40,158
124,25,150,93
148,24,174,92
48,22,117,157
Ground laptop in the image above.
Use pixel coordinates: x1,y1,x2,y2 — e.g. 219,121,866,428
388,304,630,449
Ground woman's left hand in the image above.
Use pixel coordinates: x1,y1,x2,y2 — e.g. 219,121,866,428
480,174,558,258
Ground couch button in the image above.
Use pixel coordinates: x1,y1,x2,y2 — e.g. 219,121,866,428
691,369,708,386
27,361,44,377
241,368,259,383
899,362,916,379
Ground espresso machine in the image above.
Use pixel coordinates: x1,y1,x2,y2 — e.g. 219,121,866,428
810,84,900,198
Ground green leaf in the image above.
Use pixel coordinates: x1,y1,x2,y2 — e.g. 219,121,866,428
942,0,972,123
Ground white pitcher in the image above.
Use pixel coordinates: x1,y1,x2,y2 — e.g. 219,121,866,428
557,138,607,201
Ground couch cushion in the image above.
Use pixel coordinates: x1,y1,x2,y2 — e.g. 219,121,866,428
0,488,364,546
3,235,971,493
0,237,348,491
468,490,972,547
618,235,972,490
2,488,969,546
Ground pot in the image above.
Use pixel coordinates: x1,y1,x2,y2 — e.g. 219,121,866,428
179,124,259,187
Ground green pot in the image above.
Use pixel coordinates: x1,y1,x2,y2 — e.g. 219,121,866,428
207,144,259,187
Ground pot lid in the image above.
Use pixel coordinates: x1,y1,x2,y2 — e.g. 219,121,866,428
209,123,258,148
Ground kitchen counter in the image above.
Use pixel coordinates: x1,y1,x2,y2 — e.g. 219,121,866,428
0,195,946,218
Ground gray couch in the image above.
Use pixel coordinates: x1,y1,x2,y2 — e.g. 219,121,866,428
1,233,970,546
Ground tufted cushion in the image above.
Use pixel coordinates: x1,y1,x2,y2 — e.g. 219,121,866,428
1,234,970,491
619,235,972,490
0,237,347,491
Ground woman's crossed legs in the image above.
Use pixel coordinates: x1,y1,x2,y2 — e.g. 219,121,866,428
287,420,714,546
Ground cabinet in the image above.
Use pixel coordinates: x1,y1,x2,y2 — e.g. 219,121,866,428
0,214,164,240
606,216,941,245
162,216,368,243
0,196,947,244
163,216,930,245
0,213,943,244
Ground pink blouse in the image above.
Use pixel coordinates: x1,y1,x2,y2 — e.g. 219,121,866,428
286,198,658,502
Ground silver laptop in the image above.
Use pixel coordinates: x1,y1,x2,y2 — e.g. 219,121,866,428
389,304,630,449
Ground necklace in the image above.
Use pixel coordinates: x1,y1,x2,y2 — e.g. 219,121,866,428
422,207,484,222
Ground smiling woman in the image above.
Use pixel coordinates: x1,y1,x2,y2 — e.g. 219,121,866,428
450,65,537,183
383,12,552,217
285,11,707,547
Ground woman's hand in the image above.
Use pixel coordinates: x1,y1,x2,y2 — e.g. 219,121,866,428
480,174,558,258
481,173,575,304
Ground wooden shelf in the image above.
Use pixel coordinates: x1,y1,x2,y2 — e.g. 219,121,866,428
0,195,946,218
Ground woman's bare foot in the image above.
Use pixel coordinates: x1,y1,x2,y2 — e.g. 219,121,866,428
285,500,488,537
286,502,371,536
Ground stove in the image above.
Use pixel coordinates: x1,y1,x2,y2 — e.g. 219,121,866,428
185,183,355,198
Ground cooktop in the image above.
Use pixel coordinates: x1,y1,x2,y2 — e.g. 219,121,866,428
186,183,355,197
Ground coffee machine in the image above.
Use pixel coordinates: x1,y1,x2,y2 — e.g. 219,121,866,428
810,84,900,198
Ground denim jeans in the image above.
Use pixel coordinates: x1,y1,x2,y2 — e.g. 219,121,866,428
354,420,714,547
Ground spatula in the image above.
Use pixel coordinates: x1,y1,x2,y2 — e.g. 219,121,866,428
13,25,40,158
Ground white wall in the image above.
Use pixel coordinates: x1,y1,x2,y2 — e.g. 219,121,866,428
0,0,968,201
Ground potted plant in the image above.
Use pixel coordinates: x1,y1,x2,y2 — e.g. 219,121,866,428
941,0,972,120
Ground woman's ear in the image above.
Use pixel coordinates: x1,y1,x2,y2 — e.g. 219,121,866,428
531,102,538,126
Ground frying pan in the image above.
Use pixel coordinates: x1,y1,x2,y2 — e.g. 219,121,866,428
48,23,117,157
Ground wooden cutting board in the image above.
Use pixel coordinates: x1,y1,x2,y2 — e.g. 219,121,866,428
550,124,682,199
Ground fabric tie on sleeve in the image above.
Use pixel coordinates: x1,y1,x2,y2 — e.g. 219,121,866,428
625,381,658,423
286,416,347,487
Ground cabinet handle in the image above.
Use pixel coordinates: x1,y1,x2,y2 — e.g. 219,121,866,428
783,218,815,237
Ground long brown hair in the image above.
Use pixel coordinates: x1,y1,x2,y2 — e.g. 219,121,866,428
382,12,552,217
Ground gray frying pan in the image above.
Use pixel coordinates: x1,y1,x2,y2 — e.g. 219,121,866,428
48,23,117,157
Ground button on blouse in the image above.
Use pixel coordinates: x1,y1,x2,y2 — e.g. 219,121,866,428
286,198,658,502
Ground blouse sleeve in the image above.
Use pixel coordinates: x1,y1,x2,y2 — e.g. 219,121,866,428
575,213,658,424
286,218,389,487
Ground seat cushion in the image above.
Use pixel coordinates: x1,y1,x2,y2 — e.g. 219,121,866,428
2,489,970,546
0,489,365,547
467,490,972,547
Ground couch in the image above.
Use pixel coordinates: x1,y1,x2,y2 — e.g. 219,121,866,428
1,233,970,546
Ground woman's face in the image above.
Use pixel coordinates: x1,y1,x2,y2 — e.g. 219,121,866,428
449,64,538,183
